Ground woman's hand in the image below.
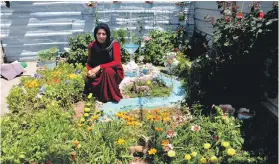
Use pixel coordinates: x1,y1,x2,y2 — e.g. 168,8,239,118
87,70,96,78
91,65,101,74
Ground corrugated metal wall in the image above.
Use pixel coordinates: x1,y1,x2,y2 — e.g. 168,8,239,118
1,1,195,62
194,1,274,44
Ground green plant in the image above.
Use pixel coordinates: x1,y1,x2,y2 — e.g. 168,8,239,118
143,30,177,66
38,47,58,62
0,103,76,164
112,29,130,63
67,33,94,66
173,51,192,79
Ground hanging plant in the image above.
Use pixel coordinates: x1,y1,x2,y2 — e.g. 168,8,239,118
145,1,153,5
87,1,97,7
175,2,184,7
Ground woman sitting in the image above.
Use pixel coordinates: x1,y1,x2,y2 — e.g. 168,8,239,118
85,23,124,103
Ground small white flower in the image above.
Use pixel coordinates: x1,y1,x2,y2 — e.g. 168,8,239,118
191,125,201,132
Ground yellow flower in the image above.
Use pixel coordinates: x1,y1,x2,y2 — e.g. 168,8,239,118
117,138,125,145
148,148,157,155
91,115,99,120
87,127,93,131
68,74,77,79
84,113,89,117
80,117,85,123
164,117,171,121
210,156,218,163
185,154,191,160
204,143,211,149
191,151,197,157
167,150,176,157
77,144,81,149
227,148,236,156
222,141,230,148
78,123,84,127
116,112,124,118
200,157,207,163
84,108,91,112
155,127,162,131
146,80,152,85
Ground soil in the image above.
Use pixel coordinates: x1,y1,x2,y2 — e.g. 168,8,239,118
72,101,85,119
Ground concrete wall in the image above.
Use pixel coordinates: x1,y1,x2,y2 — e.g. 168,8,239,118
1,1,195,62
194,1,274,43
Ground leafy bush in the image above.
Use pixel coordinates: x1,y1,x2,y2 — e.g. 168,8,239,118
186,3,278,106
143,30,177,66
66,33,94,66
112,29,131,63
38,47,59,61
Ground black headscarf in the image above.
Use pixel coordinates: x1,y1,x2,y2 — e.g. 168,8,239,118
93,23,111,48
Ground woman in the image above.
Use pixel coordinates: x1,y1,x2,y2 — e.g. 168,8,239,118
86,23,124,103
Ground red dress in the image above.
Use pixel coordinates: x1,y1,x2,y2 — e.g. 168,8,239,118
86,41,124,103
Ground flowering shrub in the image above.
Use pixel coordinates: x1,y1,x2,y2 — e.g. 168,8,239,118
6,63,86,113
186,2,278,106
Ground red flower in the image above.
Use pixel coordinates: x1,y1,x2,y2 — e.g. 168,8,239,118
258,11,264,19
46,160,51,164
237,12,243,19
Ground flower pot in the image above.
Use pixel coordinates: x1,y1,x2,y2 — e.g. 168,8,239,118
37,61,57,69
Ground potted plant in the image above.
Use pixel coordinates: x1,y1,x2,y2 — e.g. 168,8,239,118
178,13,187,25
175,2,184,7
87,1,97,7
37,47,59,69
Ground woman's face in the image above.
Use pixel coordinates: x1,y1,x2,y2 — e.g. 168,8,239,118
96,29,107,44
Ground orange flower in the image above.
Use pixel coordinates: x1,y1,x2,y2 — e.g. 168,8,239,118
153,109,159,113
154,115,161,121
73,140,79,146
161,140,169,146
91,115,99,120
148,148,157,155
155,127,163,131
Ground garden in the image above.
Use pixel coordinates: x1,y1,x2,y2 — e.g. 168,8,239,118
1,2,278,164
